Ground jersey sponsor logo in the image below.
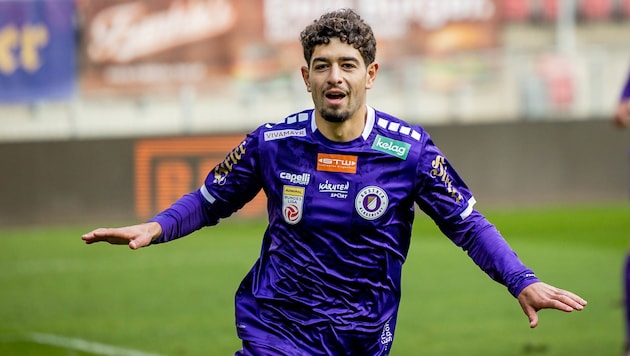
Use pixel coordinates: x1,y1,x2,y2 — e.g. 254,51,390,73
280,171,311,185
263,128,307,141
371,135,410,160
355,186,388,220
212,140,247,186
318,180,349,199
282,185,304,224
380,319,393,347
429,155,463,203
317,153,357,174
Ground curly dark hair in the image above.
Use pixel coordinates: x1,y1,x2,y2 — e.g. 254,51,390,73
299,9,376,67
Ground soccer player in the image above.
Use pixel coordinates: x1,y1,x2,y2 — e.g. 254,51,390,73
82,9,587,355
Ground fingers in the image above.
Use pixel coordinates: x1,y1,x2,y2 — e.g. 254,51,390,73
81,227,131,245
545,288,587,312
559,291,587,310
522,304,539,328
81,228,108,243
129,240,140,250
528,315,538,329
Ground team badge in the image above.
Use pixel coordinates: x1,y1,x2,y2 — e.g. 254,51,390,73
355,186,388,220
282,185,305,224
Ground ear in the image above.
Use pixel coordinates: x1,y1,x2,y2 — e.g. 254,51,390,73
301,66,312,92
366,62,378,90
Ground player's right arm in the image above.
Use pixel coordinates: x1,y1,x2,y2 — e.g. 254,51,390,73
82,125,265,249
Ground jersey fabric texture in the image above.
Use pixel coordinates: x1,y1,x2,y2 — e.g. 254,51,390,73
150,106,540,355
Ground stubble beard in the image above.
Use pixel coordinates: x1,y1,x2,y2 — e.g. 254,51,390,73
320,107,351,123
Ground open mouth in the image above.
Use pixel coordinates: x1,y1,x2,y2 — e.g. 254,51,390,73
325,91,346,104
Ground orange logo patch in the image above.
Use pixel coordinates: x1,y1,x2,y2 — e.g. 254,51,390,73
317,153,358,174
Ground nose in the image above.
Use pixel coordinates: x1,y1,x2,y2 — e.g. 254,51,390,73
327,64,343,85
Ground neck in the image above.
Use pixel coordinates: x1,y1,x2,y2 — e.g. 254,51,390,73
315,106,367,142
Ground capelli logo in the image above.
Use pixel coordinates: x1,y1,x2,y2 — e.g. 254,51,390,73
316,153,357,174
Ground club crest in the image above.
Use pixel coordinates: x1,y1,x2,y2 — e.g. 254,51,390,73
355,186,388,220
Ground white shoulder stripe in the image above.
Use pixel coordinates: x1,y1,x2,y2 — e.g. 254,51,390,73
200,184,216,204
282,112,310,125
375,116,422,141
460,197,477,219
377,118,388,129
388,122,400,132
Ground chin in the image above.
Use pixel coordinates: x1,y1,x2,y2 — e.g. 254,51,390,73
320,108,350,123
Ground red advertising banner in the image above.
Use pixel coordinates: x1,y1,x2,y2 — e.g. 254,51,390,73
78,0,501,95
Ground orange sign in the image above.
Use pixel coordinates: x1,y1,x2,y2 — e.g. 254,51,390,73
316,153,358,174
134,135,266,220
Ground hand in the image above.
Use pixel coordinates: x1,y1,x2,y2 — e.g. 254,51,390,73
517,282,587,328
614,100,630,128
81,222,162,250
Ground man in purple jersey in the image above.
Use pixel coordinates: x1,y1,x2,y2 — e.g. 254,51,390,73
82,9,587,355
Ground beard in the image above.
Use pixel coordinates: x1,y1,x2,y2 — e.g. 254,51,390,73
319,107,351,123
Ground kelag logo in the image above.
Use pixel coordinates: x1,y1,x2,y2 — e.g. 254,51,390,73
134,136,265,220
371,135,410,159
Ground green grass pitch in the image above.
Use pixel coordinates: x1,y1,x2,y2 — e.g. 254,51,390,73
0,203,628,355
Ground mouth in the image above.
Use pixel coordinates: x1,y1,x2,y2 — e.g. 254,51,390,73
324,89,347,105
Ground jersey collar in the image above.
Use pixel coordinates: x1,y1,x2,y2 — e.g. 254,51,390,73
310,105,375,141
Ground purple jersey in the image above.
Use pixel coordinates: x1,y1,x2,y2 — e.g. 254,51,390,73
150,106,539,354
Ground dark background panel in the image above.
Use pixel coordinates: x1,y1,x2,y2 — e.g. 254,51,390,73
0,119,627,228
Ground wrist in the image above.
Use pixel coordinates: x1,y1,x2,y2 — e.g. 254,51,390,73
145,221,163,242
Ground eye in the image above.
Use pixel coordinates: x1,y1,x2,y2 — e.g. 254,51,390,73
341,62,357,70
313,63,329,71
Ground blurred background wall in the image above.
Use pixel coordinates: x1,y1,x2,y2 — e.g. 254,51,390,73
0,0,629,227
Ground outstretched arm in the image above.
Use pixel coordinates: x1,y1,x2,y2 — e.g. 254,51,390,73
81,222,162,250
437,212,587,328
517,281,587,328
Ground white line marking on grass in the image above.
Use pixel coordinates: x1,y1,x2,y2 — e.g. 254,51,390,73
25,332,163,356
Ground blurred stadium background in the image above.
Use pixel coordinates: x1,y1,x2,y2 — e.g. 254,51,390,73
1,0,629,225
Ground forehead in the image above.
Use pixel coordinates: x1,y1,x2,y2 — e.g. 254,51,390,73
310,37,364,65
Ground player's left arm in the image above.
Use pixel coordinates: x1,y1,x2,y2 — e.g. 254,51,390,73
413,133,587,327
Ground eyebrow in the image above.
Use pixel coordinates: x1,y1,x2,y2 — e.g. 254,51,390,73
311,56,361,64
